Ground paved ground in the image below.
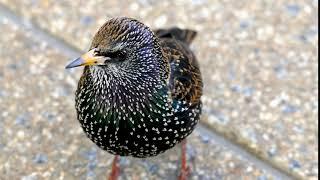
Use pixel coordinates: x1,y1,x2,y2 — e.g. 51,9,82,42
0,0,318,179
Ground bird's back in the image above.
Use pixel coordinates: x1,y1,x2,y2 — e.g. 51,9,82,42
155,28,203,106
154,28,197,46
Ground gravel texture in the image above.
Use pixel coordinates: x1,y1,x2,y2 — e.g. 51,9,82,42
0,0,318,179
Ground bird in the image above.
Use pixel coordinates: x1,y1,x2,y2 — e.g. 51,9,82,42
65,17,203,180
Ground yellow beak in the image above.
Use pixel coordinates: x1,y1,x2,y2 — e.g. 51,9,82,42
65,48,107,69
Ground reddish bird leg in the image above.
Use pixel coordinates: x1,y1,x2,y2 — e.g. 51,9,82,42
108,155,120,180
178,139,190,180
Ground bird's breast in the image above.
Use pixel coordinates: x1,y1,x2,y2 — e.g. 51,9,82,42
74,76,201,157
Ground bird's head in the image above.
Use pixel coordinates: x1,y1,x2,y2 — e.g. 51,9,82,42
66,17,167,82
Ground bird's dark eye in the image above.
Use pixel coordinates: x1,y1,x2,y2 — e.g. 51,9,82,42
96,50,127,62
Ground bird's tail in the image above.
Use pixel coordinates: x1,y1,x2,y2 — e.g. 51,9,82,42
154,27,197,45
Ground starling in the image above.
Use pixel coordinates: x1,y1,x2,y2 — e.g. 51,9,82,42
66,17,203,180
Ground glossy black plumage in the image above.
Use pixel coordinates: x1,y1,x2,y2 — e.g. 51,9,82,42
69,17,203,158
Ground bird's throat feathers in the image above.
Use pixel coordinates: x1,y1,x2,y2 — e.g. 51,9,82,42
81,65,171,120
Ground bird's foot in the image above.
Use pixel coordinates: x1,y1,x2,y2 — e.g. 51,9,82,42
178,166,190,180
108,168,119,180
108,155,120,180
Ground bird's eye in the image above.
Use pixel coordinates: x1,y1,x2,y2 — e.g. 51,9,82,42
96,50,126,62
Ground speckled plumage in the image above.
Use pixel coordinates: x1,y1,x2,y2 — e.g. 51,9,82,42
74,17,203,158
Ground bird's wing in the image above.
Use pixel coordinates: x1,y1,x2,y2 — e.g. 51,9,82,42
154,27,197,45
160,38,203,105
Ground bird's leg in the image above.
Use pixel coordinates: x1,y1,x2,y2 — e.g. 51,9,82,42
108,155,120,180
178,139,190,180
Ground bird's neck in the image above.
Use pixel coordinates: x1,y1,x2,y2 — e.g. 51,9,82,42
85,66,170,114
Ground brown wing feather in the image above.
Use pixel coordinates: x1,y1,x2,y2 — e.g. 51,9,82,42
160,38,203,105
154,28,197,45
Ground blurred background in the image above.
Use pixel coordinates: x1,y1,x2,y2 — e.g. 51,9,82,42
0,0,318,179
